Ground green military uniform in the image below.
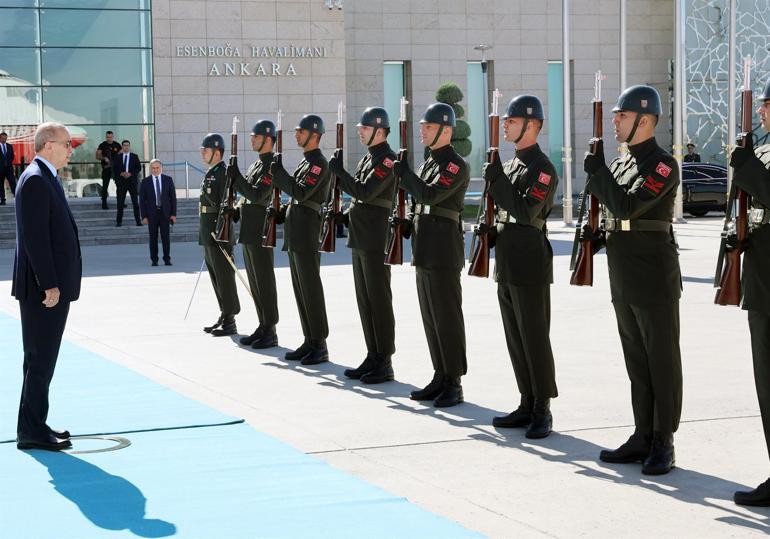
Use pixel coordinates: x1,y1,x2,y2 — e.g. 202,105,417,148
271,148,331,343
488,143,559,403
588,136,682,436
234,153,279,331
199,160,240,320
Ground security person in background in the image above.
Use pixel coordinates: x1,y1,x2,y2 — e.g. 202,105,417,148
392,103,470,408
683,143,701,163
730,79,770,506
199,133,240,337
269,114,331,365
226,120,280,349
329,106,397,384
481,95,559,438
582,85,682,475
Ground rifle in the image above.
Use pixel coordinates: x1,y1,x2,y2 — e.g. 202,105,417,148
385,96,409,265
569,70,605,286
262,110,282,248
714,55,752,306
468,89,503,278
213,116,238,244
320,101,344,253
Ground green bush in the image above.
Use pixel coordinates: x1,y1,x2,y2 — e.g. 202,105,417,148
452,138,472,157
453,119,471,140
436,82,464,105
451,103,465,119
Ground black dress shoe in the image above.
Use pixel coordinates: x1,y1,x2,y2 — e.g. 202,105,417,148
164,260,172,266
410,372,445,401
642,432,675,475
599,431,652,463
115,222,122,227
17,434,72,451
151,260,158,266
285,340,312,361
240,326,265,346
301,340,329,365
204,315,224,333
525,398,552,439
344,352,377,379
735,478,770,506
211,317,236,337
360,354,394,384
251,327,278,349
493,395,534,428
49,427,71,439
433,378,463,408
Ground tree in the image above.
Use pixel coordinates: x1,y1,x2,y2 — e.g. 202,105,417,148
434,82,472,157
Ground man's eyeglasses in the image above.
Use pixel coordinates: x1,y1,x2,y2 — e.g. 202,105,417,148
51,140,72,148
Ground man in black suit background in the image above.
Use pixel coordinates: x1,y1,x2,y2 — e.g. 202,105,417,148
95,130,121,209
140,159,177,266
0,131,17,205
113,139,142,226
13,122,82,451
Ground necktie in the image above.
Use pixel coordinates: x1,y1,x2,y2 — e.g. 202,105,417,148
124,154,128,172
154,176,161,207
1,144,5,156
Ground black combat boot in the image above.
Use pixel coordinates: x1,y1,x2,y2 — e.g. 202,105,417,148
526,398,553,439
409,372,445,401
285,340,312,361
734,478,770,507
641,432,675,475
433,377,464,408
360,354,394,384
301,340,329,365
493,395,534,428
203,315,224,333
251,326,278,349
343,352,377,379
240,325,264,346
599,430,652,463
211,316,236,337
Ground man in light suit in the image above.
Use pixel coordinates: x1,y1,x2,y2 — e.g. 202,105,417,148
0,131,17,205
140,159,177,266
13,122,82,451
112,139,142,227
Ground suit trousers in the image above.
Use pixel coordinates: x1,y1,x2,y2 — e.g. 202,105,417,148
415,267,467,378
497,283,557,399
1,166,16,202
17,298,70,439
203,244,240,317
116,177,140,225
100,167,112,202
749,310,770,461
242,243,279,327
352,249,395,355
612,301,683,435
288,250,328,340
148,208,171,262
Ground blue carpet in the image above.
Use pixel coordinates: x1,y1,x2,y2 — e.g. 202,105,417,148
0,312,480,538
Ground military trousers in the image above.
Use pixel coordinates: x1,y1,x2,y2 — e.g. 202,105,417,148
352,249,395,355
497,283,557,399
612,301,682,435
242,243,279,327
288,250,328,340
415,267,467,378
748,310,770,461
203,244,240,317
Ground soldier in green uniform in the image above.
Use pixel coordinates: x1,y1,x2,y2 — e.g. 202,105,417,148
226,120,280,349
328,106,397,384
269,114,332,365
582,85,682,475
199,133,240,336
392,103,470,408
481,95,559,438
731,79,770,506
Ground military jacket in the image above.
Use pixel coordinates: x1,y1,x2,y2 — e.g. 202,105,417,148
732,143,770,313
487,143,558,285
198,161,233,247
588,137,681,305
401,144,470,270
271,148,331,253
235,153,274,245
337,141,397,253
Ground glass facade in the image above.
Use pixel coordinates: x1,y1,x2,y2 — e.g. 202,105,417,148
383,61,406,152
0,1,154,193
547,61,564,178
466,61,487,177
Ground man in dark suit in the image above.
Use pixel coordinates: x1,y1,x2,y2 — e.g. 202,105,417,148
0,131,17,205
140,159,177,266
112,139,142,226
13,122,82,451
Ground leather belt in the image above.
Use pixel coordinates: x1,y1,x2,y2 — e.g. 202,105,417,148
199,204,218,214
496,210,545,229
291,198,322,213
414,203,460,221
604,218,671,232
350,197,392,210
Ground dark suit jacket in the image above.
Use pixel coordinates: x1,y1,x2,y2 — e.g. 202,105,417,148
12,158,82,302
1,142,14,170
139,173,177,220
112,152,141,181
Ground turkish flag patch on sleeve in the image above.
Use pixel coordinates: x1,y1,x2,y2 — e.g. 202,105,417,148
382,157,394,168
310,165,322,175
537,172,552,186
446,162,460,175
655,162,672,178
642,175,664,195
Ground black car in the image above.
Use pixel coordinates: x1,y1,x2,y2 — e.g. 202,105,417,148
682,162,728,217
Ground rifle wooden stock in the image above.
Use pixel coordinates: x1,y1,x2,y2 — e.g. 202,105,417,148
262,129,282,248
319,123,343,253
468,114,500,278
385,119,409,265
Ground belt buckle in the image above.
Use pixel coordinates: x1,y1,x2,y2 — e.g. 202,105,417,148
423,205,431,215
620,219,631,231
750,208,765,224
497,210,508,222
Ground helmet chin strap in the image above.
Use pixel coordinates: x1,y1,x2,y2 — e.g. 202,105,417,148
624,113,643,144
429,125,445,148
513,119,529,144
366,128,377,147
255,136,266,153
300,131,313,149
